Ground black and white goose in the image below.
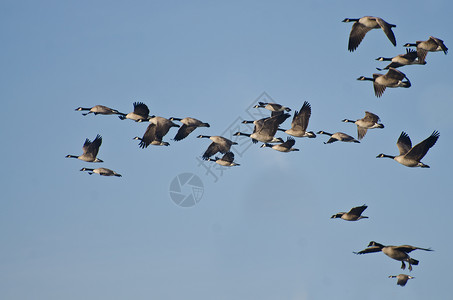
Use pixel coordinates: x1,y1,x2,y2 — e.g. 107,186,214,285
80,167,122,177
235,113,290,143
207,152,240,167
342,111,384,140
254,101,291,116
277,101,316,138
75,105,123,116
375,48,426,70
134,117,179,148
317,131,360,144
169,117,210,141
198,135,238,160
66,135,103,162
404,36,448,63
354,241,433,271
376,131,439,168
118,102,152,122
261,137,299,152
357,67,411,98
343,16,396,52
331,205,368,221
388,274,415,287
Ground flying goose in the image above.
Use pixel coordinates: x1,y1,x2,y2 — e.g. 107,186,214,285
357,67,411,98
80,167,122,177
66,135,103,162
277,101,316,138
376,131,439,168
404,36,448,63
254,102,291,116
342,111,384,140
354,241,433,271
207,152,240,166
169,117,210,141
198,135,238,160
118,102,152,122
235,113,290,143
343,16,396,52
388,274,414,287
331,205,368,221
261,137,299,152
75,105,122,116
317,131,360,144
375,48,426,70
135,117,179,148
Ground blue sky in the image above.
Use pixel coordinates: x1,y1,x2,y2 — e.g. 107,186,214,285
1,1,452,299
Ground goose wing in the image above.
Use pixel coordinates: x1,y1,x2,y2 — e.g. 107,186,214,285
357,127,368,140
386,67,407,80
404,131,439,161
363,111,380,123
174,124,197,141
372,74,386,97
348,205,367,216
348,22,373,51
82,135,102,158
280,137,296,148
376,17,396,46
354,246,382,255
259,113,290,136
138,123,157,148
291,101,312,132
133,102,150,117
396,132,412,155
430,36,448,54
394,245,433,253
221,152,235,163
401,48,419,61
203,142,221,160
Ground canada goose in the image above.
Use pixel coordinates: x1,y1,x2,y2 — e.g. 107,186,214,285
277,101,316,138
354,241,433,271
376,131,439,168
404,36,448,63
169,117,210,141
357,67,411,98
261,137,299,152
342,111,384,140
389,274,415,287
75,105,122,116
198,135,238,160
118,102,152,122
80,167,122,177
135,117,179,148
66,135,103,162
375,48,426,70
207,152,240,166
254,102,291,116
331,205,368,221
343,16,396,52
236,113,290,143
317,131,360,144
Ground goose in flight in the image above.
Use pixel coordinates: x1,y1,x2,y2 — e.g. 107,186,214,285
317,131,360,144
357,67,411,98
66,135,103,162
376,131,439,167
75,105,123,116
198,135,238,160
277,101,316,138
375,48,426,70
207,152,240,166
343,16,396,52
342,111,384,140
236,113,290,143
170,117,210,141
331,205,368,221
118,102,152,122
388,274,414,287
404,36,448,63
254,102,291,116
261,137,299,152
80,167,122,177
135,117,179,148
354,241,433,271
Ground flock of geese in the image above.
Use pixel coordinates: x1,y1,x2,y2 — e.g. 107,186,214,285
65,15,447,288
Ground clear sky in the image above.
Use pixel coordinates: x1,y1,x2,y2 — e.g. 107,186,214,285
1,1,452,299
